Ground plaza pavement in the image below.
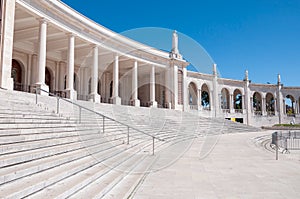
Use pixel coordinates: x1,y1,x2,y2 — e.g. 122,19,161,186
133,131,300,199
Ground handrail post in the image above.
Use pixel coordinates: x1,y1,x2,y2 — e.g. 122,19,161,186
35,88,38,104
127,126,129,144
102,116,105,134
56,97,60,114
276,132,278,160
152,137,155,155
79,107,81,124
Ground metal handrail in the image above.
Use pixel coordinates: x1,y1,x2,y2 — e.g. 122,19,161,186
271,131,300,160
34,88,165,155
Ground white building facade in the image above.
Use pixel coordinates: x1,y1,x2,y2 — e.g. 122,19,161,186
1,0,300,127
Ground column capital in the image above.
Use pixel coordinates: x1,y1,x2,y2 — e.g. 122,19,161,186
66,32,76,38
89,43,98,49
38,18,49,24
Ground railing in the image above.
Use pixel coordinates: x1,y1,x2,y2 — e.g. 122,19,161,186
54,90,67,98
254,110,262,116
222,109,230,113
267,111,275,116
34,88,164,155
202,107,211,111
189,104,198,110
271,131,300,160
234,109,243,114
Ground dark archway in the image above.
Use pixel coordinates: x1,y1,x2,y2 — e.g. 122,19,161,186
188,82,198,107
88,78,92,95
285,95,295,116
109,81,113,98
11,59,23,91
266,93,275,116
201,84,210,110
74,73,79,91
45,67,52,92
63,75,67,90
253,92,262,115
97,79,101,95
220,88,230,110
233,89,242,111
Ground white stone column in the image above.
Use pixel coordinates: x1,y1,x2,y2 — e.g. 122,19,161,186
274,98,277,115
30,54,38,93
197,89,201,110
244,70,252,125
262,97,267,116
295,100,299,114
277,74,284,124
210,91,214,111
149,65,157,107
82,67,88,98
35,19,49,95
59,62,65,91
182,67,188,111
212,64,219,117
131,60,140,106
65,34,77,100
229,94,234,113
164,68,171,109
173,64,178,109
105,72,112,102
0,0,15,90
55,61,59,91
26,54,32,88
242,94,246,113
112,55,121,105
90,45,100,103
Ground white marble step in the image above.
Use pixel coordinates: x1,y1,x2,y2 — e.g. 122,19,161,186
30,142,149,199
0,140,87,168
0,128,103,153
0,153,97,199
102,155,157,199
0,138,125,185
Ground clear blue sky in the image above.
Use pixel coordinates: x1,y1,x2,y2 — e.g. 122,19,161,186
61,0,300,86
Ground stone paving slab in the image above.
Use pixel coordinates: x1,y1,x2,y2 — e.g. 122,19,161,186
133,131,300,199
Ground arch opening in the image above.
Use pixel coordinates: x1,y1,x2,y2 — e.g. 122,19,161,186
11,59,24,91
253,92,262,115
285,95,295,116
188,82,198,110
233,89,243,113
220,88,230,111
266,93,275,116
201,84,210,110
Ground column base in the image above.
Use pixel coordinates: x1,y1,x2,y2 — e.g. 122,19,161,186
65,89,77,100
34,83,49,96
149,101,157,108
89,93,101,103
131,99,140,107
1,77,13,90
173,104,181,110
165,102,172,109
111,96,121,105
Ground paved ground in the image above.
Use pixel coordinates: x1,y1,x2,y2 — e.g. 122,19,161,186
133,131,300,199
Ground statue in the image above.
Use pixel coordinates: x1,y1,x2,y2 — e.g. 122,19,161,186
245,70,249,81
277,74,281,84
172,30,179,55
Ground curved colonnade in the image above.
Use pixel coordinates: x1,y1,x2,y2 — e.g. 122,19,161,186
1,0,300,127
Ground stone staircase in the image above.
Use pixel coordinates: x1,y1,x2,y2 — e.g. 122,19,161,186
0,89,260,198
